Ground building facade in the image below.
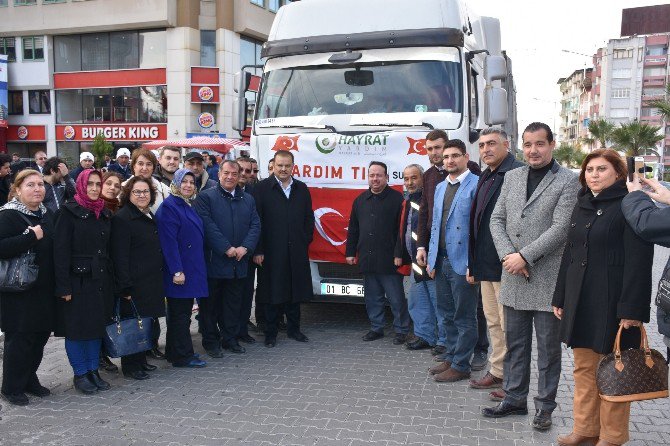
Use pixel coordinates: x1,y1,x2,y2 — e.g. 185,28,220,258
0,0,286,163
557,68,593,148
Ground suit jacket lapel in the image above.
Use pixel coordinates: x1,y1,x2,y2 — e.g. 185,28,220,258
447,172,473,221
524,169,557,209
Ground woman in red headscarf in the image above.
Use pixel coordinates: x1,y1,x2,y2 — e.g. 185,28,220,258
54,169,115,395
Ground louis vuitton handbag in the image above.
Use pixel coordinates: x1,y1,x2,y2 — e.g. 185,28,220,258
596,324,668,402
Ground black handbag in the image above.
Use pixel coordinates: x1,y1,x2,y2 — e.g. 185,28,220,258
0,213,39,293
103,298,153,358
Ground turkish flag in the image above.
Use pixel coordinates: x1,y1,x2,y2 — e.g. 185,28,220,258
407,137,427,155
272,135,300,151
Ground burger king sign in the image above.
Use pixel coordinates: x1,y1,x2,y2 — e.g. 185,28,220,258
17,126,28,140
198,86,214,102
64,125,76,140
198,112,215,129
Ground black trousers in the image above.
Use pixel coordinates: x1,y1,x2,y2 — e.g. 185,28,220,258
151,318,161,349
239,261,256,337
475,286,490,355
2,331,50,395
200,278,244,350
264,302,300,338
166,297,196,365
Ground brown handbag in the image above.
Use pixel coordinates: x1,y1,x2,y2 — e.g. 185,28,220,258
596,324,668,402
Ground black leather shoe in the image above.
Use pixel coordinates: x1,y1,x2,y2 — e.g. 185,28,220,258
237,334,257,344
392,333,408,345
264,337,276,348
87,370,111,391
206,347,224,358
288,331,309,342
471,350,488,371
532,410,553,431
146,347,166,360
25,382,50,398
481,401,528,418
141,363,157,372
362,330,384,341
406,338,431,350
431,345,447,356
1,391,29,405
123,370,150,381
99,355,118,372
223,342,246,353
73,374,98,394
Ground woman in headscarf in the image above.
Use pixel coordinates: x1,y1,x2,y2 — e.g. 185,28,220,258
110,176,166,380
0,170,56,406
54,169,114,394
156,169,208,368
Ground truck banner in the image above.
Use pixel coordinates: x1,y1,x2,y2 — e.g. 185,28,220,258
265,131,430,262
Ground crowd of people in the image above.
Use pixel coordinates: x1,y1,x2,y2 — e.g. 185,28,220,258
0,122,668,446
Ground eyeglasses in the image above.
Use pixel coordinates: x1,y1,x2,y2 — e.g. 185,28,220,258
131,190,151,196
242,168,252,174
37,157,47,160
443,153,463,160
253,169,259,173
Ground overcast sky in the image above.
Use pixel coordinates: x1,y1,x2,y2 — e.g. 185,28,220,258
467,0,664,142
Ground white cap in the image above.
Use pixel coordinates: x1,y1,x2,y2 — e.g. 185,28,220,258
116,148,131,158
80,152,94,162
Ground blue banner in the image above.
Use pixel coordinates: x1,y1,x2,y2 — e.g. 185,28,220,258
186,132,226,138
0,55,8,128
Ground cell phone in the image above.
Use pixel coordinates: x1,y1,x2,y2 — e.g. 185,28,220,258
626,156,645,181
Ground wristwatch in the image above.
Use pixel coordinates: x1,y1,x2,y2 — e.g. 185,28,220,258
174,272,183,277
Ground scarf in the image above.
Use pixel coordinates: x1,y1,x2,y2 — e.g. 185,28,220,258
74,169,105,219
169,168,197,205
102,195,120,213
0,197,47,217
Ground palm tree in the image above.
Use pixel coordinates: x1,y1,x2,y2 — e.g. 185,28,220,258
647,85,670,121
554,143,587,169
610,120,664,157
581,118,615,149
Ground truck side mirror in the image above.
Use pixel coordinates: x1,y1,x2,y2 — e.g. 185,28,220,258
232,97,248,132
234,71,252,94
484,55,507,83
484,87,507,125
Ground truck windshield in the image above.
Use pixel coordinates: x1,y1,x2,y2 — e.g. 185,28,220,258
257,60,462,119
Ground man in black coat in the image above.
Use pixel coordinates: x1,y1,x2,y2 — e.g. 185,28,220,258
346,161,410,345
467,128,523,393
0,153,11,205
253,150,314,348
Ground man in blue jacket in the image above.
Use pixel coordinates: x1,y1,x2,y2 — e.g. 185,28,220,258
194,160,261,357
426,139,479,383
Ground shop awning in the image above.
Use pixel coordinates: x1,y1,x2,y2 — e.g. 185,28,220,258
141,137,248,153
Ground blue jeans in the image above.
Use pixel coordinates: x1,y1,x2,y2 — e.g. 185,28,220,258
434,256,477,373
65,339,102,376
364,273,410,335
408,277,437,345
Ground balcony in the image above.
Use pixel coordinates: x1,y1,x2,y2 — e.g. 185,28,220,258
643,76,667,87
642,94,665,105
641,115,663,125
645,55,668,66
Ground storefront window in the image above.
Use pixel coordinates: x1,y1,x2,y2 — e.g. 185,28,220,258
9,91,23,115
139,30,166,68
140,86,167,122
56,90,83,123
22,36,44,61
200,30,216,67
56,142,81,166
83,88,111,122
81,34,110,71
29,90,51,114
54,35,81,72
0,37,16,62
110,31,139,69
111,87,140,122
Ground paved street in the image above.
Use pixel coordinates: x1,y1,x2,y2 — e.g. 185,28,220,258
1,248,669,446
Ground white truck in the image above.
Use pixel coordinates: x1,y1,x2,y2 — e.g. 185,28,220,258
233,0,517,302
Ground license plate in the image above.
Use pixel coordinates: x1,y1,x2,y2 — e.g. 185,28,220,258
320,282,365,297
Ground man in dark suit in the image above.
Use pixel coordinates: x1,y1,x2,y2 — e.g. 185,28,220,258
253,150,314,347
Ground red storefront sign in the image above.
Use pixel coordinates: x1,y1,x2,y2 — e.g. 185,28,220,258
190,67,220,103
7,125,47,142
190,85,220,103
54,68,166,89
56,124,167,141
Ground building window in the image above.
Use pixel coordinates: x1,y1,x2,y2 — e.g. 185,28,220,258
0,37,16,62
29,90,51,114
610,108,629,118
110,31,139,69
611,88,630,99
611,68,631,79
111,87,140,122
646,46,667,56
83,88,111,122
240,36,263,71
139,30,166,68
54,35,82,72
22,36,44,61
250,0,264,6
56,90,83,123
81,34,110,71
200,30,216,67
641,107,660,117
9,91,23,115
43,0,67,3
56,86,167,123
140,85,167,122
269,0,279,11
613,49,633,59
0,0,7,6
643,67,666,77
14,0,37,5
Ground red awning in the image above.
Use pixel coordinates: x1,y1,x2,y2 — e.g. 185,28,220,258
141,137,247,153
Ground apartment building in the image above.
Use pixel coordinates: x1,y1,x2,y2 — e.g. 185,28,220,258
0,0,288,162
557,68,593,147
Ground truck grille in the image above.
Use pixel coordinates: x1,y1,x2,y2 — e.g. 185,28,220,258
317,262,363,280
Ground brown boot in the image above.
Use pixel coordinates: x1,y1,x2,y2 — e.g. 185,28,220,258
595,441,619,446
434,368,470,383
557,432,599,446
469,372,503,389
428,361,451,375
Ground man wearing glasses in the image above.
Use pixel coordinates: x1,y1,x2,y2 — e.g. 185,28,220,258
426,139,479,383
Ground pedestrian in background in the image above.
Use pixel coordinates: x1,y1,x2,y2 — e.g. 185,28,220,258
70,152,95,182
156,169,208,368
111,176,166,380
483,122,579,431
155,146,181,186
195,160,260,356
254,150,314,347
0,153,13,206
0,170,55,406
101,171,122,214
346,161,409,345
553,149,653,446
184,152,217,193
54,169,114,395
42,157,76,213
108,148,132,180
